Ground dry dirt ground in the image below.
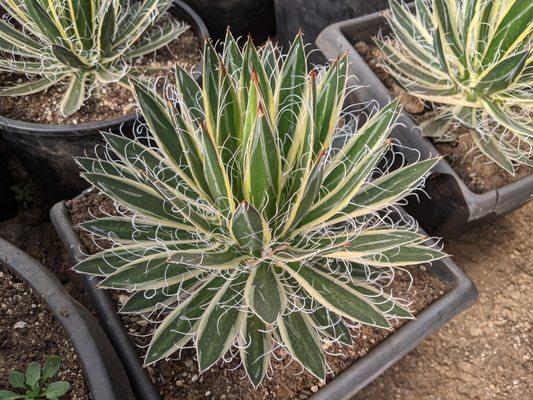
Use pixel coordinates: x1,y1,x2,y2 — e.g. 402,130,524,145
354,202,533,400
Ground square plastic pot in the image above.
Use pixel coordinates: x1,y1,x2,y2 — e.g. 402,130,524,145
50,197,477,399
316,10,533,237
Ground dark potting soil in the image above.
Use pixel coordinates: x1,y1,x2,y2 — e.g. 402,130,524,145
354,41,531,194
66,190,448,400
0,265,90,399
0,17,201,125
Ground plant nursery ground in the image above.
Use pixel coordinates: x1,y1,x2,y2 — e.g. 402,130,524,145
0,142,531,398
354,202,533,400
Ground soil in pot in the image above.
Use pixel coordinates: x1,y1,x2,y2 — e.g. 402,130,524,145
0,264,90,399
353,41,531,194
66,190,449,400
0,13,201,125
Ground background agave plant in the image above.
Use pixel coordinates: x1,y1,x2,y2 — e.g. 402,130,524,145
377,0,533,174
75,33,444,387
0,0,188,116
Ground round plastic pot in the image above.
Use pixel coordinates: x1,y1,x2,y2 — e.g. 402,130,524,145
315,9,533,237
0,0,208,203
50,197,477,400
0,238,134,400
0,143,18,221
183,0,276,42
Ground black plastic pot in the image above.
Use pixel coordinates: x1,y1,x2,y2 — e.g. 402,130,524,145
0,238,133,400
50,196,477,400
183,0,276,43
0,1,208,203
275,0,387,47
316,10,533,237
0,140,18,221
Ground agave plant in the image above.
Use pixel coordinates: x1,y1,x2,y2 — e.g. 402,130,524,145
75,33,444,387
0,0,188,116
377,0,533,174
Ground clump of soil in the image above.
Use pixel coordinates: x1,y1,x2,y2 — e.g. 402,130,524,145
0,20,201,125
0,265,90,399
354,41,531,193
66,190,448,400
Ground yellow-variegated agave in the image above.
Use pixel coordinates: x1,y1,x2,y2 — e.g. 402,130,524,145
75,34,444,387
0,0,188,116
378,0,533,174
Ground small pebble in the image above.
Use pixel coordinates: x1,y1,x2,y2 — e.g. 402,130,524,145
470,327,482,337
117,294,129,305
13,283,24,292
14,321,27,329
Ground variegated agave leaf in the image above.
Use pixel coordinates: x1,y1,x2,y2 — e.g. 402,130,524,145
0,0,188,116
76,33,444,387
377,0,533,174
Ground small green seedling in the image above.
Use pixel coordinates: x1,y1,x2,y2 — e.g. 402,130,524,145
0,356,70,400
10,183,35,209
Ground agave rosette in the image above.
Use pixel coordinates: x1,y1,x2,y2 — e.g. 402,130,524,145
75,34,444,386
0,0,188,116
377,0,533,173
